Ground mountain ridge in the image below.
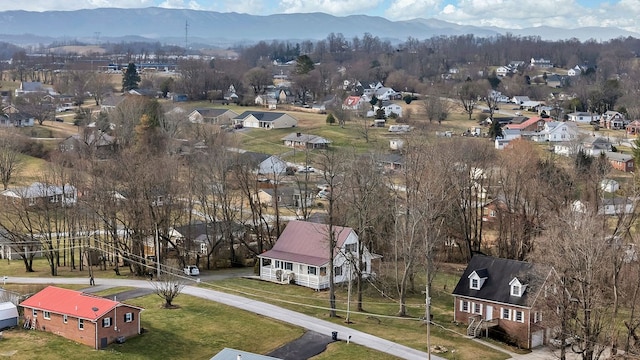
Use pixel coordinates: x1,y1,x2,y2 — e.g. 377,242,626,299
0,7,636,46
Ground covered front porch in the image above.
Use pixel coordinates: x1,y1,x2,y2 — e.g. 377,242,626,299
259,258,331,290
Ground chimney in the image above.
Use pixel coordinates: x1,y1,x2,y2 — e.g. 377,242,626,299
237,355,242,360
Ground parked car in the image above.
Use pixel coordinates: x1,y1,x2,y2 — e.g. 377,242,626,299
55,117,64,122
183,265,200,276
298,166,315,173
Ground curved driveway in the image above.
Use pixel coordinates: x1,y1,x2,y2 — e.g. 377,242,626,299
7,276,439,360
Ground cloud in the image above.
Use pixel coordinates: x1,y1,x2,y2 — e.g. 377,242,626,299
278,0,384,16
437,0,587,29
158,0,203,10
0,0,155,12
385,0,441,21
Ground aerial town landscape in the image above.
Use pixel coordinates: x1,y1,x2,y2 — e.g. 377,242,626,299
2,1,640,360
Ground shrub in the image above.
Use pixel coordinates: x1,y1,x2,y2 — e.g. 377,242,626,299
326,113,336,125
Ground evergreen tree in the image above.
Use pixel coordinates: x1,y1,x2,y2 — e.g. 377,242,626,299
294,55,314,75
122,62,141,91
326,113,336,125
488,119,503,139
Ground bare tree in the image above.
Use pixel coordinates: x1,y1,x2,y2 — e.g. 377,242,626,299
392,138,451,316
150,264,186,308
0,132,22,190
423,95,451,124
317,149,346,317
534,208,614,360
457,81,482,120
340,151,392,311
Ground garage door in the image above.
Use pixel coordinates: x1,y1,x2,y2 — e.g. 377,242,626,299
531,330,544,348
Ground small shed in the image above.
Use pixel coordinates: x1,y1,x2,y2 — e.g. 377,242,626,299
0,301,18,329
601,179,620,193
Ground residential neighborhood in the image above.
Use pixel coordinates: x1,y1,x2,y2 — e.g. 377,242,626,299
1,5,640,360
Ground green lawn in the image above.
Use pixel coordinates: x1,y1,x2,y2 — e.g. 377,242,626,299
1,294,303,360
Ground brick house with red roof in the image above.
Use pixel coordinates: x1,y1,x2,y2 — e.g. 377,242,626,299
20,286,143,349
258,220,377,290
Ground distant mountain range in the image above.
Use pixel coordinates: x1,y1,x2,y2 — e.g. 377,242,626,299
0,7,637,47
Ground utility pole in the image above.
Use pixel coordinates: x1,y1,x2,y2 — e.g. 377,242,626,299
425,276,431,360
346,257,352,324
155,224,161,279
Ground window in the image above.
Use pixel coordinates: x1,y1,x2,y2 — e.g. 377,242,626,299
319,267,327,276
275,260,281,268
345,243,357,252
43,311,50,320
534,311,542,323
124,313,133,323
334,266,343,276
78,319,84,330
473,303,482,315
460,300,469,313
471,278,479,289
32,309,37,317
200,243,207,254
308,266,317,275
63,315,68,324
102,317,111,327
489,210,496,217
284,262,293,271
468,271,486,290
510,277,525,297
515,310,524,323
501,308,511,320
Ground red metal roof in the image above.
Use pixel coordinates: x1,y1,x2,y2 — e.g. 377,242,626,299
20,286,141,321
260,220,354,266
505,116,542,130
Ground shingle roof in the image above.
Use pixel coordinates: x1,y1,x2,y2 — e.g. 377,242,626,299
259,220,354,267
173,221,245,243
234,111,287,122
210,348,282,360
1,182,75,199
606,151,633,162
192,108,231,117
20,286,142,321
452,254,546,308
281,133,331,144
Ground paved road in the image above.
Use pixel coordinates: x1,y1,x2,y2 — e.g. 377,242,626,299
6,276,439,360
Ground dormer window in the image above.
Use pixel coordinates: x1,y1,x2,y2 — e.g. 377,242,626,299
509,277,527,297
468,269,488,290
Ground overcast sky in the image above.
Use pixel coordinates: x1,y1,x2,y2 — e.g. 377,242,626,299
2,0,637,33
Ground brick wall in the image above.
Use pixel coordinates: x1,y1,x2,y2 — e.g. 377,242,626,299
454,297,542,349
24,305,140,349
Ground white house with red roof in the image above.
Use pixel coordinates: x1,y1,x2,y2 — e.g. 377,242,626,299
342,96,365,111
20,286,143,349
258,220,375,290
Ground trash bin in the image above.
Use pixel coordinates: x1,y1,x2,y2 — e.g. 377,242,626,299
332,331,338,341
